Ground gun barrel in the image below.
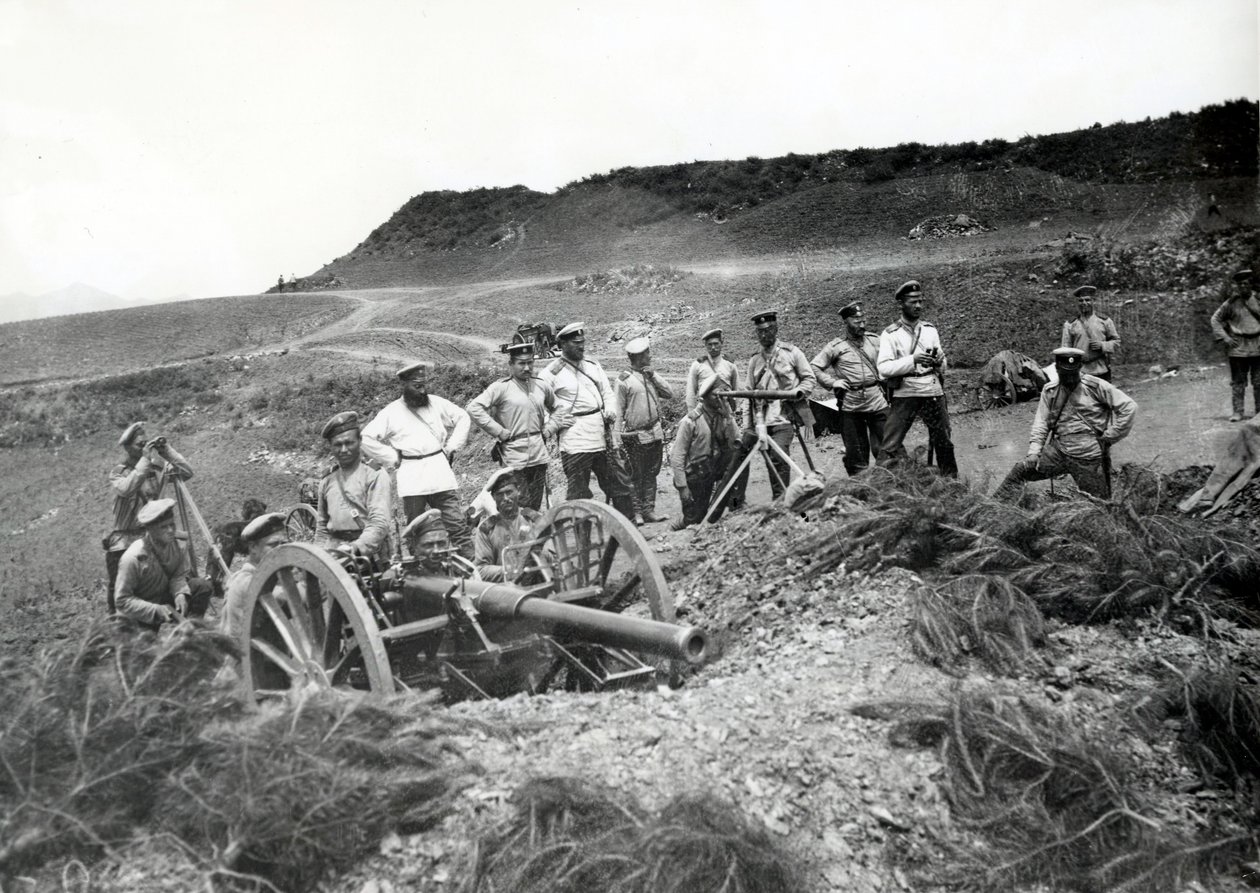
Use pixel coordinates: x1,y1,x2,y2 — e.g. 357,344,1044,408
408,577,708,664
721,388,801,400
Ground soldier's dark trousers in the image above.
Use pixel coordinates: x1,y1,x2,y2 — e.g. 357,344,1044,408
622,437,664,517
839,409,888,476
1229,356,1260,416
560,449,636,520
403,490,473,558
679,458,717,527
515,463,548,511
878,395,958,478
992,442,1109,501
104,549,123,614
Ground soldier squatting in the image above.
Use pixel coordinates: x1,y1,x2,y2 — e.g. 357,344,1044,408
105,269,1260,626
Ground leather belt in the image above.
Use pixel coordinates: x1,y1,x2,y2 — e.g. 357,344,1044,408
399,448,443,460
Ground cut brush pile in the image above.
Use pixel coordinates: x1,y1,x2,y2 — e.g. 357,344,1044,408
461,776,802,893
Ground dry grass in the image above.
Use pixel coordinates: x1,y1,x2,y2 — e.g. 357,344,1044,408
909,575,1046,676
860,687,1259,893
1139,664,1260,784
462,776,802,893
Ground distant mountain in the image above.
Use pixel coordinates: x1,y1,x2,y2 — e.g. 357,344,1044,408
0,283,167,324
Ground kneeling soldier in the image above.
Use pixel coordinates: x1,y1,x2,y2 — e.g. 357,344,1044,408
670,377,740,529
316,411,392,557
993,347,1137,501
473,468,541,582
115,497,211,628
220,512,288,640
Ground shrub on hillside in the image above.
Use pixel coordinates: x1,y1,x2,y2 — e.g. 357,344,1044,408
570,263,690,295
1052,226,1258,291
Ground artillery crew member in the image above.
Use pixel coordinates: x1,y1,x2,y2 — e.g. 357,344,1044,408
1060,285,1120,381
403,508,453,574
316,411,392,557
734,310,816,499
877,279,958,477
812,301,888,476
361,361,473,556
615,337,674,525
1210,269,1260,422
220,512,288,640
466,343,558,510
114,497,211,628
993,347,1137,501
105,422,194,613
539,322,636,520
671,376,740,529
473,469,541,582
684,328,739,411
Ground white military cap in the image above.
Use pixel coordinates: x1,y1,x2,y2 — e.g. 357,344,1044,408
624,337,650,355
241,512,286,544
396,360,433,380
402,508,445,540
556,322,585,340
136,497,176,527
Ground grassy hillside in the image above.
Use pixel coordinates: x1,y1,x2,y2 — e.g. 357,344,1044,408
318,100,1258,288
0,293,357,386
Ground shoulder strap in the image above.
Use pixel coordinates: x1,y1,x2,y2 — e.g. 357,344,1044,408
331,470,366,530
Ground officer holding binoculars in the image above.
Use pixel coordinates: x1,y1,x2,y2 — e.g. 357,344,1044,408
105,421,194,612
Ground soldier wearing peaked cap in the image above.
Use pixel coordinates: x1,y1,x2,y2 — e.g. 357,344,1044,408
466,342,560,511
685,328,740,411
993,348,1137,501
1061,285,1120,381
877,280,958,477
360,360,473,557
114,497,212,628
537,322,636,521
812,300,888,476
616,337,674,524
403,508,452,574
473,468,542,582
105,421,194,614
219,513,288,640
316,410,392,558
670,375,741,529
727,309,817,500
1209,269,1260,421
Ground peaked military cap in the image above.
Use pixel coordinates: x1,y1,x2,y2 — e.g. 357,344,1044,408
137,497,176,527
839,301,862,319
1073,285,1097,298
701,328,723,341
894,280,922,301
240,512,286,544
402,508,446,541
118,421,147,447
505,342,535,358
321,410,360,440
1052,347,1086,370
556,322,585,340
396,360,432,380
485,467,519,494
1233,269,1254,283
750,310,778,325
624,336,650,355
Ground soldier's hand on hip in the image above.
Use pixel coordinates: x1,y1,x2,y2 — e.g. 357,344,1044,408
1224,336,1240,349
497,429,513,442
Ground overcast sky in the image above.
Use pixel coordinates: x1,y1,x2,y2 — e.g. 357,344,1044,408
1,0,1256,305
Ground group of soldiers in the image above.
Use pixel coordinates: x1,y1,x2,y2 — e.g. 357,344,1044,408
104,267,1259,632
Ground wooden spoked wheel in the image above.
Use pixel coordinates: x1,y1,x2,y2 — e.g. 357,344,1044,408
976,386,1014,411
238,542,394,700
283,503,319,543
530,499,673,622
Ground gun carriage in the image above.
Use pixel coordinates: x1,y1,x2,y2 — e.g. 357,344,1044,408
235,499,708,702
498,322,559,358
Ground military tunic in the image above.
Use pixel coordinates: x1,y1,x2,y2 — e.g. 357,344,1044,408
876,319,957,477
115,534,192,626
473,507,540,582
466,376,556,467
315,461,392,555
811,334,888,413
360,396,470,497
684,355,739,410
670,404,740,526
1060,314,1120,377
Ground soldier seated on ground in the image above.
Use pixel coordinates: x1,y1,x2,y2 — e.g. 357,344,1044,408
114,498,212,629
474,468,541,582
219,512,288,640
209,498,268,598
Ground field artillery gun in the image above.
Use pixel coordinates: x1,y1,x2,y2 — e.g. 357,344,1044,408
499,322,559,358
235,500,708,701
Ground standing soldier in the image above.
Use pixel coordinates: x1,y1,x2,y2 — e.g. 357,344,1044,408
1210,269,1260,422
616,337,674,525
316,411,392,557
1060,285,1120,381
684,328,739,410
811,301,889,476
473,468,541,582
729,310,816,499
105,422,194,613
539,322,636,520
993,348,1137,501
466,343,557,510
670,377,740,529
361,361,472,556
876,280,957,477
